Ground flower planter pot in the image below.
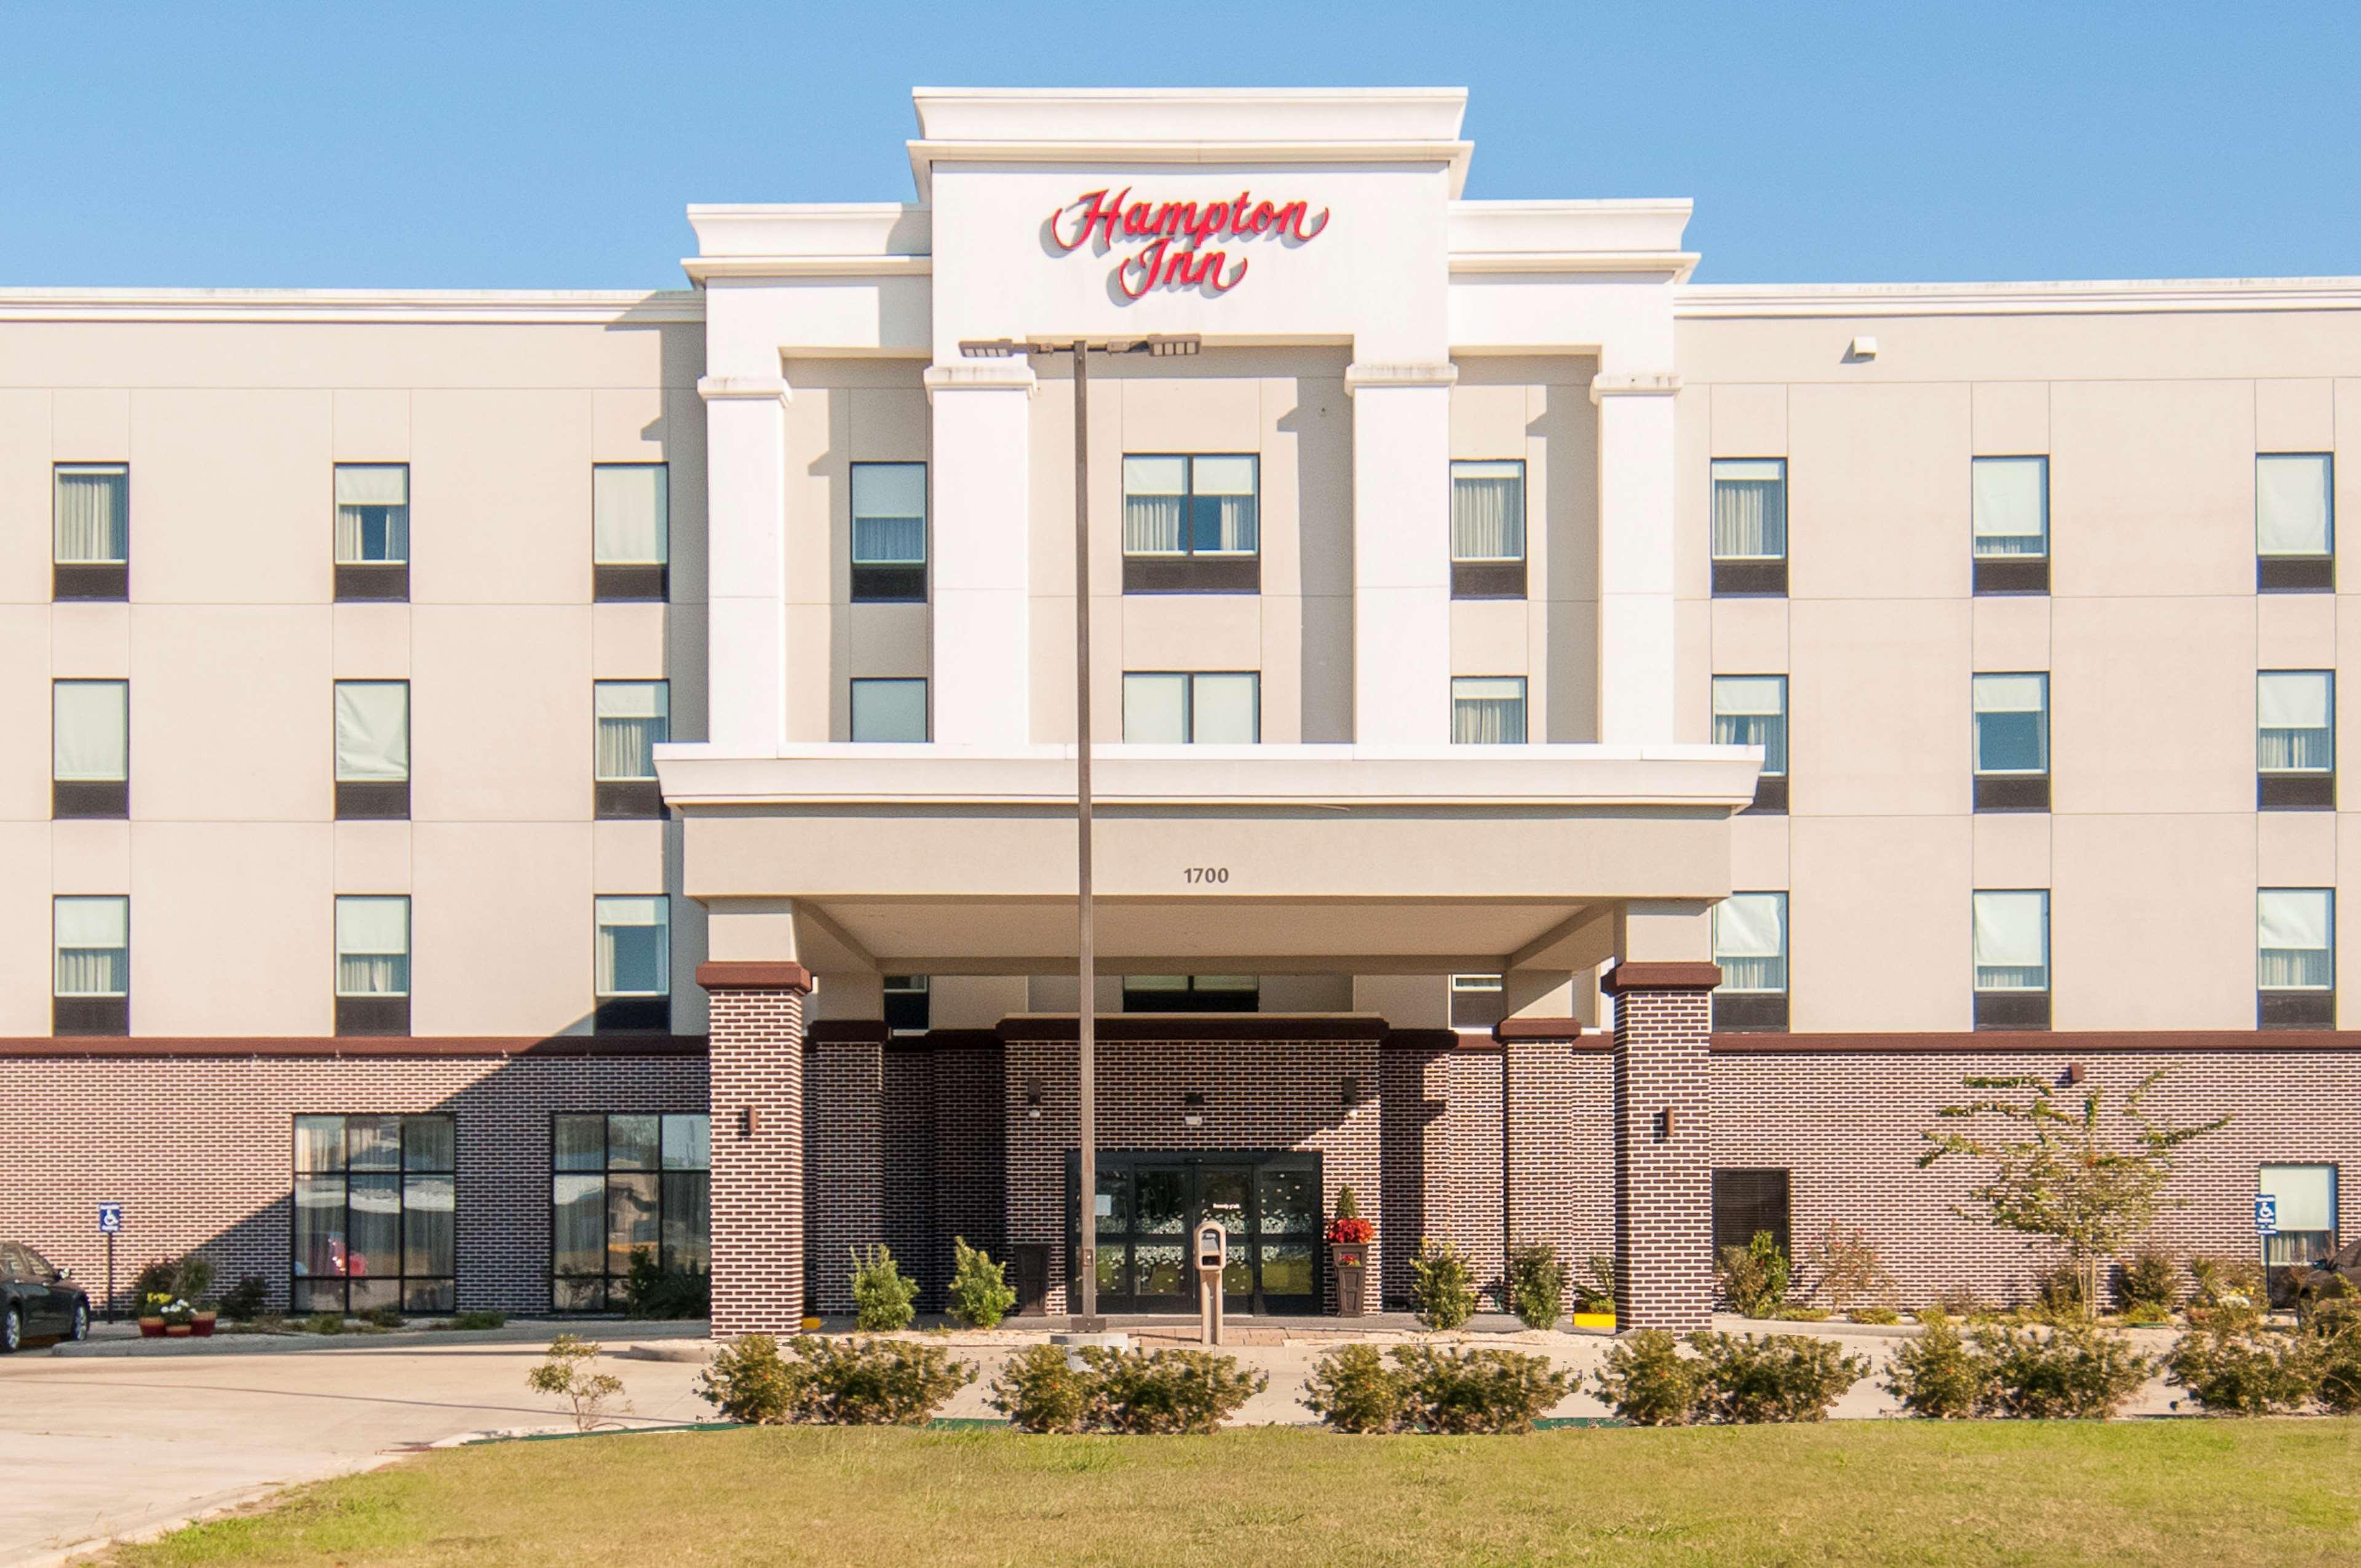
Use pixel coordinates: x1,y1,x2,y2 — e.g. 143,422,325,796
191,1312,217,1338
1330,1247,1367,1318
164,1323,193,1337
138,1317,165,1339
1571,1310,1617,1330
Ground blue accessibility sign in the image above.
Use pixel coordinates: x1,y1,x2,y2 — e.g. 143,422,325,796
2254,1195,2279,1235
97,1203,123,1234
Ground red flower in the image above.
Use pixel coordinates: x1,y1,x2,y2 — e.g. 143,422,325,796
1327,1217,1374,1245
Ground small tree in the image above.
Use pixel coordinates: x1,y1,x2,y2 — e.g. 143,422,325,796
946,1237,1017,1329
1919,1071,2227,1320
851,1243,918,1331
1507,1245,1569,1330
1716,1232,1790,1318
528,1334,630,1431
1803,1225,1894,1315
1409,1238,1478,1331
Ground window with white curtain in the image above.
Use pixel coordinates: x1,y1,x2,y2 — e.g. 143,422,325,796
54,896,129,997
1451,677,1528,745
595,897,670,998
2259,1163,2339,1272
1972,890,2049,992
1122,455,1258,556
1121,672,1260,743
2258,889,2333,991
851,678,929,742
1450,461,1526,561
1713,893,1788,994
592,464,670,565
1711,676,1787,775
1973,673,2049,774
2258,454,2333,558
1972,456,2048,558
594,681,669,780
52,680,128,782
2258,671,2334,772
336,897,411,997
1711,459,1786,561
851,463,927,565
54,465,128,564
333,465,410,564
334,682,410,782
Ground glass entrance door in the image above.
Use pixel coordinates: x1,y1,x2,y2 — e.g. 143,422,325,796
1074,1150,1323,1314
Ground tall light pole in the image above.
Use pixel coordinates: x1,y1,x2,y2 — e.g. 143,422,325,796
959,332,1199,1332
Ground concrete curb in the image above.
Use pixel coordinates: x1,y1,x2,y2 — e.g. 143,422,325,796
46,1320,712,1359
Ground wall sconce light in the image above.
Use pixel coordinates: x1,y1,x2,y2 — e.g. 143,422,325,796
1025,1079,1043,1119
2065,1062,2087,1085
1340,1075,1361,1108
1656,1106,1677,1141
1184,1091,1206,1128
741,1106,760,1139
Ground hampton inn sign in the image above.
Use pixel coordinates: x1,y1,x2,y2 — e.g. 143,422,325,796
1049,187,1333,296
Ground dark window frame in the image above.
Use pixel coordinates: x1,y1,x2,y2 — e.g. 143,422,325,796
1121,453,1261,595
849,676,931,743
1448,974,1507,1032
592,463,671,603
1121,670,1262,745
850,461,929,604
2257,452,2335,595
1450,459,1528,600
884,975,931,1034
52,678,129,820
1711,1168,1792,1269
1710,457,1787,598
290,1113,456,1316
593,895,671,1035
1971,454,2050,596
593,679,670,817
52,894,129,1037
1066,1147,1323,1315
1972,671,2050,814
53,462,129,601
1121,975,1261,1013
549,1112,712,1312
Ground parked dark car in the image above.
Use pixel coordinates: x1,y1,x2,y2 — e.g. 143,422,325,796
1,1243,91,1351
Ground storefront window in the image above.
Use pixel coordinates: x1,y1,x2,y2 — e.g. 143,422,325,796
292,1114,454,1315
552,1112,710,1310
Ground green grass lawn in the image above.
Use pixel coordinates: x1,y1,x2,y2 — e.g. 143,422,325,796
115,1420,2361,1568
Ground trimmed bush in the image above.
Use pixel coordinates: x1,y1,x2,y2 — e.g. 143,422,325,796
946,1237,1017,1329
1303,1344,1403,1434
1394,1345,1572,1434
439,1310,507,1331
300,1312,347,1336
1971,1321,2151,1419
1689,1332,1866,1424
2031,1263,2085,1320
1507,1245,1568,1331
2188,1255,2263,1317
850,1243,918,1332
2311,1304,2361,1415
220,1275,270,1323
622,1249,710,1319
2116,1247,2179,1313
1592,1329,1702,1427
1716,1231,1790,1318
362,1304,405,1329
1884,1312,1986,1418
2167,1320,2317,1416
1082,1347,1267,1435
699,1334,800,1424
1410,1238,1480,1331
987,1344,1094,1433
700,1334,972,1426
1851,1307,1901,1326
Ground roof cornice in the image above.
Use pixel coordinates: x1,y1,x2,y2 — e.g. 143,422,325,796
1679,276,2361,319
0,288,703,325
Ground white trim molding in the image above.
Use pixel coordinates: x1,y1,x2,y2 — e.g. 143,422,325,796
1679,276,2361,319
1343,361,1460,395
1590,372,1683,402
0,288,703,325
696,375,792,405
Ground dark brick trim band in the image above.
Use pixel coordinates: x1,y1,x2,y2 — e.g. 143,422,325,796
996,1014,1391,1042
0,1035,709,1059
696,961,814,994
1494,1018,1587,1042
808,1020,892,1046
1713,1029,2361,1054
1602,962,1723,995
1383,1028,1461,1053
917,1029,1005,1051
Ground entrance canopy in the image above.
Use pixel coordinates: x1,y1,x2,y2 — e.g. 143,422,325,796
659,742,1758,975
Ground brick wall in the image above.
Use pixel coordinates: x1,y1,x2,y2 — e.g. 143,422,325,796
1613,987,1716,1331
0,1050,704,1317
804,1033,883,1313
1507,1039,1614,1312
708,983,807,1336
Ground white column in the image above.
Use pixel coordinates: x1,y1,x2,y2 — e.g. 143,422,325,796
698,375,791,754
1346,362,1456,745
1592,373,1683,745
924,361,1036,746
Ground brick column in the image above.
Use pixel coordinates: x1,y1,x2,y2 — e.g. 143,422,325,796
700,961,812,1338
806,1021,886,1314
1603,964,1718,1332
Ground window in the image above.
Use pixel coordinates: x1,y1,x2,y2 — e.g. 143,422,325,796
1972,889,2049,1031
1712,1169,1792,1269
52,679,128,819
2258,454,2333,592
884,975,930,1034
2258,1164,2339,1302
1713,892,1788,1033
54,895,129,1037
851,678,929,742
594,896,670,1034
1121,454,1260,592
1122,975,1260,1013
1122,672,1260,743
2259,670,2335,810
1972,456,2049,594
1712,675,1787,813
333,464,410,601
2258,889,2335,1029
1972,673,2049,811
335,895,410,1037
1448,973,1507,1032
552,1113,711,1311
1450,676,1527,745
1450,460,1526,598
1710,458,1786,595
593,464,669,600
293,1114,454,1315
851,462,927,602
593,680,669,818
54,464,129,600
334,680,410,820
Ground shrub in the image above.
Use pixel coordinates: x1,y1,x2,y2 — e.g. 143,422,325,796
1775,1305,1831,1323
1507,1245,1568,1331
1884,1312,1987,1418
1410,1238,1479,1331
1929,1286,1986,1320
622,1249,711,1320
2310,1304,2361,1414
1804,1225,1894,1315
528,1334,630,1431
699,1334,800,1424
300,1312,346,1335
1688,1332,1865,1423
946,1237,1017,1329
2121,1302,2175,1326
1971,1321,2151,1419
2167,1320,2316,1415
1394,1344,1573,1434
219,1275,271,1322
362,1304,405,1330
1303,1344,1403,1434
2031,1263,2085,1320
2116,1247,2179,1312
1851,1307,1901,1326
850,1243,918,1332
790,1336,973,1425
2188,1255,2264,1316
134,1254,215,1309
1592,1329,1702,1427
446,1310,507,1331
1575,1256,1616,1313
2282,1264,2359,1323
1717,1231,1790,1318
1082,1347,1266,1435
987,1344,1095,1433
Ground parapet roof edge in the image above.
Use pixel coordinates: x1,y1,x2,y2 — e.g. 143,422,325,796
1680,275,2361,317
0,287,704,323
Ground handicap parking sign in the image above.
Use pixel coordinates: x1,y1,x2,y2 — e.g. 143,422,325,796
97,1203,122,1234
2254,1195,2279,1235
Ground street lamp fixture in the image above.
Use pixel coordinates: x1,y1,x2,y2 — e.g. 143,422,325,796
956,331,1201,1331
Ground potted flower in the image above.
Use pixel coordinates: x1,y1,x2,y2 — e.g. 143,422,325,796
1571,1254,1617,1331
135,1254,218,1338
1326,1186,1373,1318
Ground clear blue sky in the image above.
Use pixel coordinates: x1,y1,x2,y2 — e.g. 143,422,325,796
4,0,2355,290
